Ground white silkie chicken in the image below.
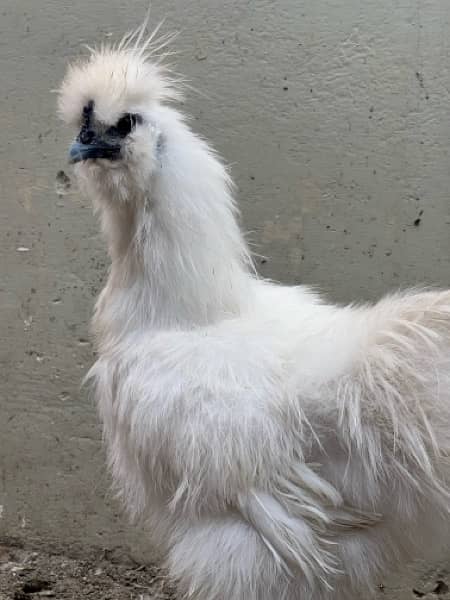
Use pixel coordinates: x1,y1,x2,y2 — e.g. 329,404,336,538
59,22,450,600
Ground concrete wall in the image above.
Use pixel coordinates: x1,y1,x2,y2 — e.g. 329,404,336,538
1,0,450,595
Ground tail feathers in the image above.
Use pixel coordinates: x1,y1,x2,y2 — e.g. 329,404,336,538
339,290,450,484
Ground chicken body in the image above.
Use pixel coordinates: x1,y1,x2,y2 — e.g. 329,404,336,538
59,28,450,600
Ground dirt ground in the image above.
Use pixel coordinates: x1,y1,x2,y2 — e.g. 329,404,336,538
1,538,450,600
0,541,175,600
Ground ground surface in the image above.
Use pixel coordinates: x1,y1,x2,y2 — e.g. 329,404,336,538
1,540,450,600
0,542,175,600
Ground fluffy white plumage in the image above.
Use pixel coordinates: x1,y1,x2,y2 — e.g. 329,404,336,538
59,22,450,600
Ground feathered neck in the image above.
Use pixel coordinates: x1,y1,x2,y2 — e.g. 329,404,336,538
89,106,254,348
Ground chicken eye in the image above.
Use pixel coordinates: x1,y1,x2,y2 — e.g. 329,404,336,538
116,114,134,137
106,113,142,138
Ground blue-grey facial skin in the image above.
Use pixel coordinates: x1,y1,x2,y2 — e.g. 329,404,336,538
68,101,142,163
69,139,121,163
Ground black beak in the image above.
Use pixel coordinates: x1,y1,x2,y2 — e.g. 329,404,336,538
69,139,121,164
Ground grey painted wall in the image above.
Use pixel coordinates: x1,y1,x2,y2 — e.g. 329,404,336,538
1,0,450,595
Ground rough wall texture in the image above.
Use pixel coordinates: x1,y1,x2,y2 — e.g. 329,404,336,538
1,0,450,597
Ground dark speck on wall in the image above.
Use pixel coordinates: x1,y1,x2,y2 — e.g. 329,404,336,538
414,209,424,227
56,170,71,189
415,71,425,89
